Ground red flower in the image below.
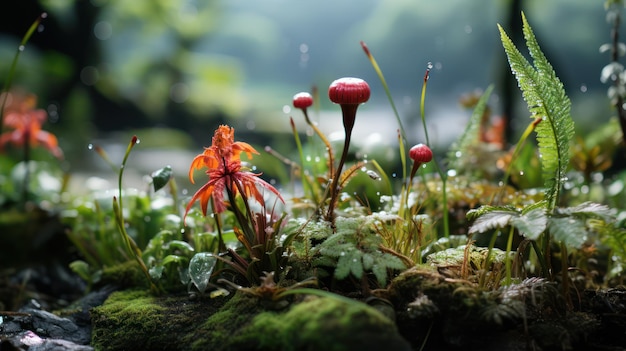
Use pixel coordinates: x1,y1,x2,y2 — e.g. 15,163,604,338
0,92,63,159
184,125,283,220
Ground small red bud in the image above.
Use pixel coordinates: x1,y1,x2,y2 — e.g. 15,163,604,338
409,144,433,163
293,92,313,109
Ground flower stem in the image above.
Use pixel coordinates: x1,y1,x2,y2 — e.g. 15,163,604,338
325,106,355,226
420,65,450,239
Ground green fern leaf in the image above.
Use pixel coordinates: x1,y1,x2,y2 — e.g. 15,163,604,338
468,205,547,240
448,84,495,169
553,201,612,220
548,217,588,248
498,13,575,209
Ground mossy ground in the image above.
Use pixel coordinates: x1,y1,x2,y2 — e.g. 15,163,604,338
91,288,410,351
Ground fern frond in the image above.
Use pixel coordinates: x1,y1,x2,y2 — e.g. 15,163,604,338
498,13,575,210
448,84,494,170
468,205,547,240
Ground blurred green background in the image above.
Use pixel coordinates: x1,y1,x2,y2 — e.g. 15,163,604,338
0,0,616,188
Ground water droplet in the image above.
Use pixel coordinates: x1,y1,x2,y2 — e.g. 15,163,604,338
519,171,524,176
455,151,462,158
340,251,346,256
18,45,25,52
135,138,141,144
88,144,94,150
391,173,397,178
427,62,433,70
367,170,380,180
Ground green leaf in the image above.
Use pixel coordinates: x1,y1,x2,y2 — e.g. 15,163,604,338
510,207,548,240
554,202,612,220
548,217,588,249
151,165,173,192
188,252,217,294
448,84,494,169
468,206,518,234
498,13,575,210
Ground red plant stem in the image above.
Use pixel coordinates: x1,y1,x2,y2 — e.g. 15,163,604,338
325,104,357,225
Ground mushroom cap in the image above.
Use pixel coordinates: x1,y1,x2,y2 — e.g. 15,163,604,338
409,143,433,163
328,77,370,105
292,92,314,109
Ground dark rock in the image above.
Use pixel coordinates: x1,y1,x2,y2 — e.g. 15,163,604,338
25,309,90,344
3,330,93,351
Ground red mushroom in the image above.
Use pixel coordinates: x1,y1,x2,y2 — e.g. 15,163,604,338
328,77,370,135
409,143,433,179
292,92,314,110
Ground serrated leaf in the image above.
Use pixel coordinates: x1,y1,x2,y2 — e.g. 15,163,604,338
362,252,375,270
334,254,351,280
188,252,217,293
349,251,364,278
151,165,173,192
554,201,613,220
372,262,388,287
510,207,548,240
448,84,495,170
468,209,517,234
549,217,588,248
499,13,574,209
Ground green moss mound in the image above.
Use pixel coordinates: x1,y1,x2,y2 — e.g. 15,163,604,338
91,289,411,351
231,296,411,351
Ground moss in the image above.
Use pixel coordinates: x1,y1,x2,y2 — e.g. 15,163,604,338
184,292,263,350
91,288,412,351
231,296,411,351
97,260,150,289
91,289,229,351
